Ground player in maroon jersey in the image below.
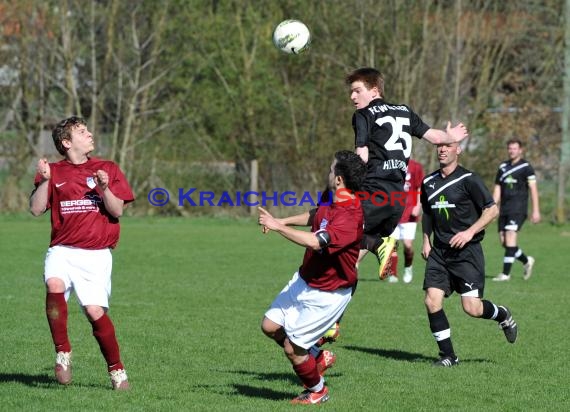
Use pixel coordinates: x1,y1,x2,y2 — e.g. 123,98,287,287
30,116,134,390
258,150,366,405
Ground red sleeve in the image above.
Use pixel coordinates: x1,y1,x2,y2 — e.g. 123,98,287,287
325,208,361,254
107,163,135,203
413,162,425,191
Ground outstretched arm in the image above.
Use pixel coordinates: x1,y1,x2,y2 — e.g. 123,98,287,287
258,207,321,250
422,122,469,145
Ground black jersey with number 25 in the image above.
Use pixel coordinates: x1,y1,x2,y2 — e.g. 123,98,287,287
421,165,495,247
352,98,430,187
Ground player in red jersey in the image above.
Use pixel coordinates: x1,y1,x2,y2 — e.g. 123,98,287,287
29,116,134,390
385,158,425,283
258,150,366,405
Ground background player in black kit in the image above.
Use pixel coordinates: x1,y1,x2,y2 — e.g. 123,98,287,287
492,138,541,282
420,142,518,366
346,68,469,278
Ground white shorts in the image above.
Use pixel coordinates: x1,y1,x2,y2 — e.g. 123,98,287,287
391,222,418,241
44,245,113,308
264,272,352,350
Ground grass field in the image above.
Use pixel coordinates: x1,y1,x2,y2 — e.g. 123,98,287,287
1,214,568,411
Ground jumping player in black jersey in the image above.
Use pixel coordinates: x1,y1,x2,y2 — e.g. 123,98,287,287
421,142,518,367
346,68,469,279
492,138,541,282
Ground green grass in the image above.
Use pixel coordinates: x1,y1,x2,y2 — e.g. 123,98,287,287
0,214,568,411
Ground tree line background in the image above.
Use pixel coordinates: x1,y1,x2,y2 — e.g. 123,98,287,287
0,0,568,220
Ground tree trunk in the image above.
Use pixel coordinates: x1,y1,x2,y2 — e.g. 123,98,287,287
556,0,570,223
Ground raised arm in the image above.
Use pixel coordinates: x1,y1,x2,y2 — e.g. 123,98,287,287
422,122,469,145
30,159,50,216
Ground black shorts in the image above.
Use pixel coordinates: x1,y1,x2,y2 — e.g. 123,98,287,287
361,182,405,237
498,214,527,232
423,242,486,298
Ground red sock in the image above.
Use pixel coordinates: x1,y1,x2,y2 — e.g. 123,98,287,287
91,313,123,371
292,356,321,389
389,251,399,277
46,293,71,353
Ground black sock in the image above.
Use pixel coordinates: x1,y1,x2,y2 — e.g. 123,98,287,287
481,300,497,319
481,300,508,322
502,247,517,275
515,247,528,265
428,309,455,357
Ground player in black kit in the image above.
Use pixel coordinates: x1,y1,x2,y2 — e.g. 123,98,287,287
421,142,518,367
346,68,468,279
492,138,541,282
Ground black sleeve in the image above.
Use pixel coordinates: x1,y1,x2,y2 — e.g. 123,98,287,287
526,162,536,180
408,107,430,138
467,174,495,210
353,112,369,148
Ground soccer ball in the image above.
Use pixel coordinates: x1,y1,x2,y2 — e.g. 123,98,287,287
272,19,311,54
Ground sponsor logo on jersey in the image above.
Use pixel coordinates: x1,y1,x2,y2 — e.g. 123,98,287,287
432,195,454,220
504,175,517,189
60,194,102,214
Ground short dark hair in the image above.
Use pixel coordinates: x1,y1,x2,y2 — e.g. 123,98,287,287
333,150,366,192
345,67,385,98
52,116,87,156
507,138,523,148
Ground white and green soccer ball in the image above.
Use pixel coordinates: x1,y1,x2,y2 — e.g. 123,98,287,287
272,19,311,55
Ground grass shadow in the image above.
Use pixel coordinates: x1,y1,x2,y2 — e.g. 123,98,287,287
231,384,292,401
343,345,434,362
0,372,111,390
226,369,298,385
0,373,55,387
343,345,493,364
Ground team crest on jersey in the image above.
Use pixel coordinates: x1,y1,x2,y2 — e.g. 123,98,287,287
320,218,329,230
86,176,96,189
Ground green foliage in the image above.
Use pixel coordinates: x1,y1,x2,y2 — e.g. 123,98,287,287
0,215,568,410
0,0,566,214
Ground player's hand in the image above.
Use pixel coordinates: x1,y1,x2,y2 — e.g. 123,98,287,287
421,242,431,260
36,158,51,181
446,121,469,143
258,207,277,234
94,170,109,191
530,211,541,224
449,230,473,249
411,204,422,218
